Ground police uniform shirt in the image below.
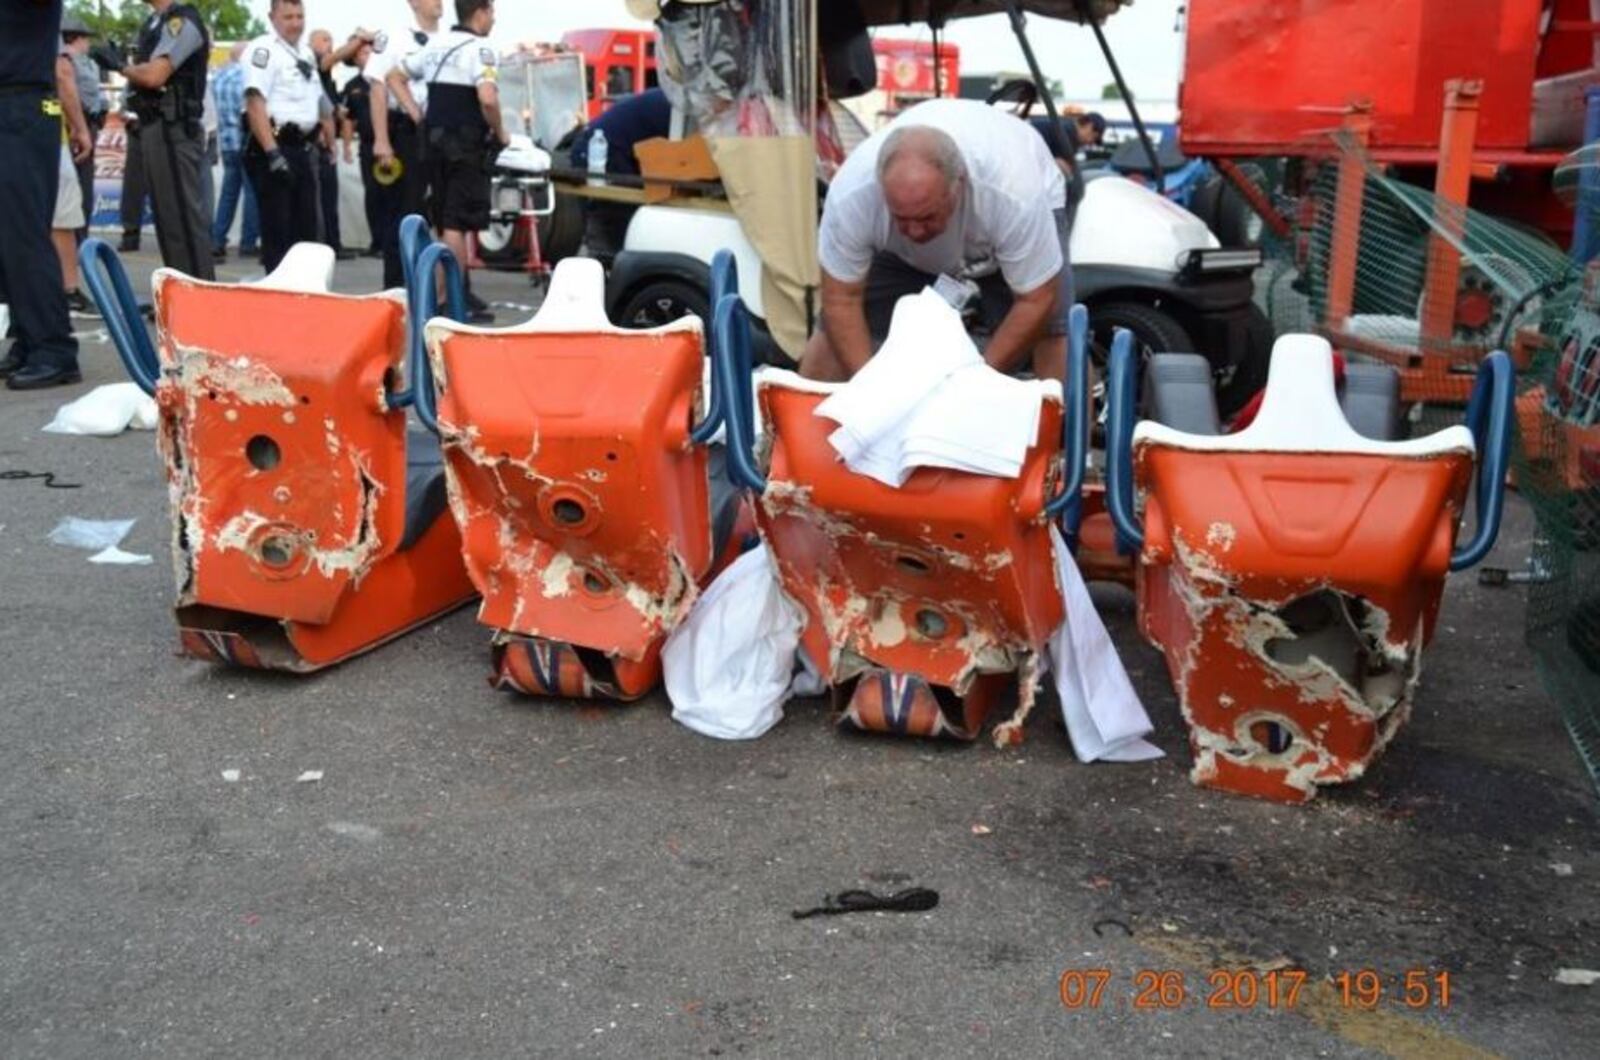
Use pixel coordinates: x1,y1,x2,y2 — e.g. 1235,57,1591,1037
363,25,439,114
243,33,322,130
399,29,497,131
140,8,206,71
70,52,104,117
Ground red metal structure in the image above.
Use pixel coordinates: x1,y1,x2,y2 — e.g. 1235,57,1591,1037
561,29,658,120
1180,0,1600,237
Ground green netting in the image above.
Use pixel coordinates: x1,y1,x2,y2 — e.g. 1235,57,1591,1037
1255,133,1600,794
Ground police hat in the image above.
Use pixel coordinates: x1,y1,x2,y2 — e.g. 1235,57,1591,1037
61,15,96,39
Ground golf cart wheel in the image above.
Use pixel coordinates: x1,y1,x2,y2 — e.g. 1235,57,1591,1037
616,278,709,329
536,190,585,264
1215,305,1275,419
1090,301,1195,367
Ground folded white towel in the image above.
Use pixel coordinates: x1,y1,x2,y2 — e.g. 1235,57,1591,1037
814,289,1047,487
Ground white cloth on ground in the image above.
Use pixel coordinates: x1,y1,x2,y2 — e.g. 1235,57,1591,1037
1045,525,1163,762
663,544,804,741
814,289,1044,487
42,383,159,437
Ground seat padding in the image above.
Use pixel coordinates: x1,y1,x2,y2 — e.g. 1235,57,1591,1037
1135,335,1472,458
1340,362,1404,442
401,430,451,552
1146,353,1221,436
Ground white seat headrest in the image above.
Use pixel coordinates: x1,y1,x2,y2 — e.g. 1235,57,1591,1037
255,243,336,294
529,258,611,332
1133,333,1474,458
424,255,702,339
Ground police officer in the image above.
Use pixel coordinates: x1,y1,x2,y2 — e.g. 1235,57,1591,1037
0,0,81,391
365,0,444,289
388,0,504,322
60,16,105,241
242,0,331,273
93,0,214,280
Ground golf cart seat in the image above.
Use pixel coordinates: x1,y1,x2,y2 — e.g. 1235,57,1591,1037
421,256,745,700
714,291,1091,743
1144,351,1406,440
1106,333,1514,802
79,240,476,671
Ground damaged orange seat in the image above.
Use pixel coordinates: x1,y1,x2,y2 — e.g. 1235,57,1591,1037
715,294,1089,743
1105,333,1514,802
79,239,477,671
420,254,741,700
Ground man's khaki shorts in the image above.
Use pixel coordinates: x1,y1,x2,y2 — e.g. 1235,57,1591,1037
52,143,84,231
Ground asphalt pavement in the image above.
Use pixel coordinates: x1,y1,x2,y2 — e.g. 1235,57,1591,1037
1,249,1596,1058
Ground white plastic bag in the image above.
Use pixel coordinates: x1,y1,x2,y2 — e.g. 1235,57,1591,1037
42,383,159,437
663,544,803,740
1046,526,1164,763
47,517,154,566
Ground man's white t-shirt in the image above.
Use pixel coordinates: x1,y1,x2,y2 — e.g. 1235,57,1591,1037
819,98,1067,294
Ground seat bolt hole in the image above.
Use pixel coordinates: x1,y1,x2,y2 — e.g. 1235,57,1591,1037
246,435,282,472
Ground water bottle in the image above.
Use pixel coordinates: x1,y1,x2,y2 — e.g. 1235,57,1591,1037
587,128,608,187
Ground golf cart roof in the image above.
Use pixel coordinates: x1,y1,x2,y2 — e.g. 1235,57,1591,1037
849,0,1130,26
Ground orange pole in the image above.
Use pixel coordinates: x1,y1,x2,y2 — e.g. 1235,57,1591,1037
1323,106,1373,331
1418,79,1482,357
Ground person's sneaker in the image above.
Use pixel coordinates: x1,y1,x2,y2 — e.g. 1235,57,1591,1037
0,348,25,378
65,289,98,317
465,290,491,313
240,245,261,259
212,245,228,263
467,305,496,325
118,231,140,253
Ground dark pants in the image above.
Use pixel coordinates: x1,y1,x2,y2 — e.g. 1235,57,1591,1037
378,114,426,289
137,119,215,280
75,112,103,239
583,203,634,267
245,137,319,273
358,141,388,253
0,89,78,372
120,121,147,236
317,147,342,250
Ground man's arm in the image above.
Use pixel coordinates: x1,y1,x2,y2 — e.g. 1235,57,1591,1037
369,81,392,161
478,82,507,145
122,18,205,90
819,269,874,377
245,91,276,153
984,201,1066,372
320,31,372,74
56,55,92,161
385,68,423,125
980,277,1056,374
339,107,356,162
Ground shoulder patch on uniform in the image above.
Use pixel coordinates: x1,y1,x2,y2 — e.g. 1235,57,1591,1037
168,16,185,37
252,47,270,69
480,47,497,66
372,31,388,54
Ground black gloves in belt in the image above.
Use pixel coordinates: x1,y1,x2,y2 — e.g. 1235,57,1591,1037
266,149,293,184
89,41,126,75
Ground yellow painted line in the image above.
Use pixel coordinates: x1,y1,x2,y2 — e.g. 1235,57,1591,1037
1136,935,1501,1060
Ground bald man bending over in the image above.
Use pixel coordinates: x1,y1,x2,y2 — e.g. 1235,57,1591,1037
800,98,1071,382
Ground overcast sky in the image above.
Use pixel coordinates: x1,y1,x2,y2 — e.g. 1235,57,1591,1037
253,0,1184,101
